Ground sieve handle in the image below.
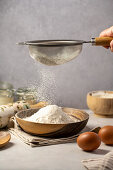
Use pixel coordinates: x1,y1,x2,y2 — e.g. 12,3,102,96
92,37,113,46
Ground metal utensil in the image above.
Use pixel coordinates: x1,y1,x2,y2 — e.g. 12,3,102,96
18,37,113,66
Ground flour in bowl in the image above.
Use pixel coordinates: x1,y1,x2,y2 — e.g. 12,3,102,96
92,91,113,98
24,105,79,124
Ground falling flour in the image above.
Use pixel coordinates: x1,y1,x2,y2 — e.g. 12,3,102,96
27,66,57,104
37,69,57,103
24,105,79,124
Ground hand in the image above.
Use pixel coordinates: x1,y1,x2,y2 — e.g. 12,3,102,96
99,26,113,52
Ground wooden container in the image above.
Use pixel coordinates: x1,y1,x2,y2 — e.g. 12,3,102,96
0,132,11,148
15,108,89,138
87,91,113,117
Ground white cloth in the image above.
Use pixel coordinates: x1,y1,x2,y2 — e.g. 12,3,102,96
82,150,113,170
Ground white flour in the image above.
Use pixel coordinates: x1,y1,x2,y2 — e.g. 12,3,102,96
92,91,113,98
24,105,79,124
37,69,57,103
27,67,57,104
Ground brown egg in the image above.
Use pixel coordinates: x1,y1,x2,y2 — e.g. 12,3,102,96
77,132,101,151
98,126,113,145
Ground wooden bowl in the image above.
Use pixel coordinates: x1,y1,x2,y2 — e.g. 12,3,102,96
87,91,113,117
0,132,11,148
15,108,89,138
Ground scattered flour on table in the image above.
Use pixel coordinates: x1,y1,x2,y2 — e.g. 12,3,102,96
24,105,79,124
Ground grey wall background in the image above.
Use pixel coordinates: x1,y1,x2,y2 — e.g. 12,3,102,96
0,0,113,108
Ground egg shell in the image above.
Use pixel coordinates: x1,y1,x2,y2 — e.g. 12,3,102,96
98,126,113,145
77,132,101,151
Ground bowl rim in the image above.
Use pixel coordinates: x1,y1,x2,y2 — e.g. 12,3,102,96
87,90,113,99
15,107,89,126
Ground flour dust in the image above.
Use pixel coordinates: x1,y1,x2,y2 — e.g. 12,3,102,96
27,64,57,104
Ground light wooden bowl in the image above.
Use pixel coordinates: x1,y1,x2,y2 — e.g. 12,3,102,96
87,91,113,117
15,107,89,138
0,132,11,148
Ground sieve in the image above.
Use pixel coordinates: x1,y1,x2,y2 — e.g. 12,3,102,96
18,37,113,66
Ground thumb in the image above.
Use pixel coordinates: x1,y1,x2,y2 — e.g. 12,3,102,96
110,40,113,52
99,26,113,37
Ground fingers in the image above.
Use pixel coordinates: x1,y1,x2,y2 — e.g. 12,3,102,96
110,40,113,52
99,26,113,37
99,28,109,37
99,26,113,51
